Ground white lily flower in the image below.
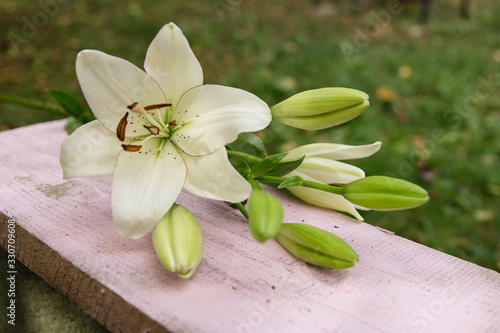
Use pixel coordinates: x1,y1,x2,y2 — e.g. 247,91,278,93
60,23,271,238
283,142,382,220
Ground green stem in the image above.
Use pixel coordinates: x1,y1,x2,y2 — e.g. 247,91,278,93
255,175,344,195
0,94,67,116
302,180,344,195
226,150,263,164
256,175,286,183
247,177,262,190
234,202,249,220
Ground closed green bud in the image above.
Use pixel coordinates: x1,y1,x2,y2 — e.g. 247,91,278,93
278,142,383,221
275,223,358,269
271,87,369,130
248,189,284,242
343,176,429,210
152,204,203,279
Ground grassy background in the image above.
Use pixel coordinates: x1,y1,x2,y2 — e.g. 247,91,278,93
1,0,499,331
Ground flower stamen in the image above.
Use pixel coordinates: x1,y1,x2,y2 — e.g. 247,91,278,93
144,125,160,135
144,103,172,111
127,102,164,130
127,102,142,113
116,112,129,142
145,103,172,128
122,144,142,152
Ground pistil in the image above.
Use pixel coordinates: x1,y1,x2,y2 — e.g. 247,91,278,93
144,103,171,128
127,102,164,130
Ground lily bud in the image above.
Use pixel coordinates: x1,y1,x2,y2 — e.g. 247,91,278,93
280,142,382,221
152,204,203,279
342,176,429,211
275,223,358,269
248,189,284,242
271,87,369,130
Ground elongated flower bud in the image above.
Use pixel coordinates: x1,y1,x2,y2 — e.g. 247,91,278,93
248,189,284,242
275,223,358,269
279,142,382,220
152,204,203,279
342,176,429,210
271,87,369,130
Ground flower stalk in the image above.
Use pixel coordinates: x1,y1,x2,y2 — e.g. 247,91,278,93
0,94,67,116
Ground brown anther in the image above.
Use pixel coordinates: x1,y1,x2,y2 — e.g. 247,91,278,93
122,144,142,152
168,120,177,127
116,112,129,142
144,103,172,111
127,102,138,110
144,125,160,135
127,102,146,115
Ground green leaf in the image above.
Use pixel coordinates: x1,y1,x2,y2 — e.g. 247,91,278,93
46,89,85,117
266,155,305,177
249,152,288,178
231,159,251,178
82,111,96,123
65,116,84,134
278,176,304,189
236,132,267,157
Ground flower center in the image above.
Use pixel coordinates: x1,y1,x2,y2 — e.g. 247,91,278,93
117,101,177,153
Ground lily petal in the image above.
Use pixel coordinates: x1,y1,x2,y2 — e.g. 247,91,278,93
172,85,272,156
284,141,382,161
112,140,186,238
60,120,122,179
182,148,251,203
144,22,203,108
288,186,364,221
289,158,365,185
76,50,166,136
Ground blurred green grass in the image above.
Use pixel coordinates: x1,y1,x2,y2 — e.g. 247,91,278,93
1,0,499,330
2,0,499,269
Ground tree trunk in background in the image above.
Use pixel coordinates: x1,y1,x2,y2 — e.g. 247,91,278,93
419,0,432,23
460,0,470,19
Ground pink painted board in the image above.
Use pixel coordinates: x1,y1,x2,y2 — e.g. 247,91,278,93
0,120,499,332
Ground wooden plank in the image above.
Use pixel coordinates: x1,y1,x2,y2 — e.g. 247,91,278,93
0,214,166,333
1,120,499,333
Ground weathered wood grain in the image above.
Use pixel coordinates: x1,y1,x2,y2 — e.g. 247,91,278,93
1,120,499,333
0,214,166,333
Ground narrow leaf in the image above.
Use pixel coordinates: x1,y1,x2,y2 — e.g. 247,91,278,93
46,89,85,117
278,176,304,189
231,159,251,178
250,152,288,178
65,116,84,134
266,155,305,177
236,132,267,157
